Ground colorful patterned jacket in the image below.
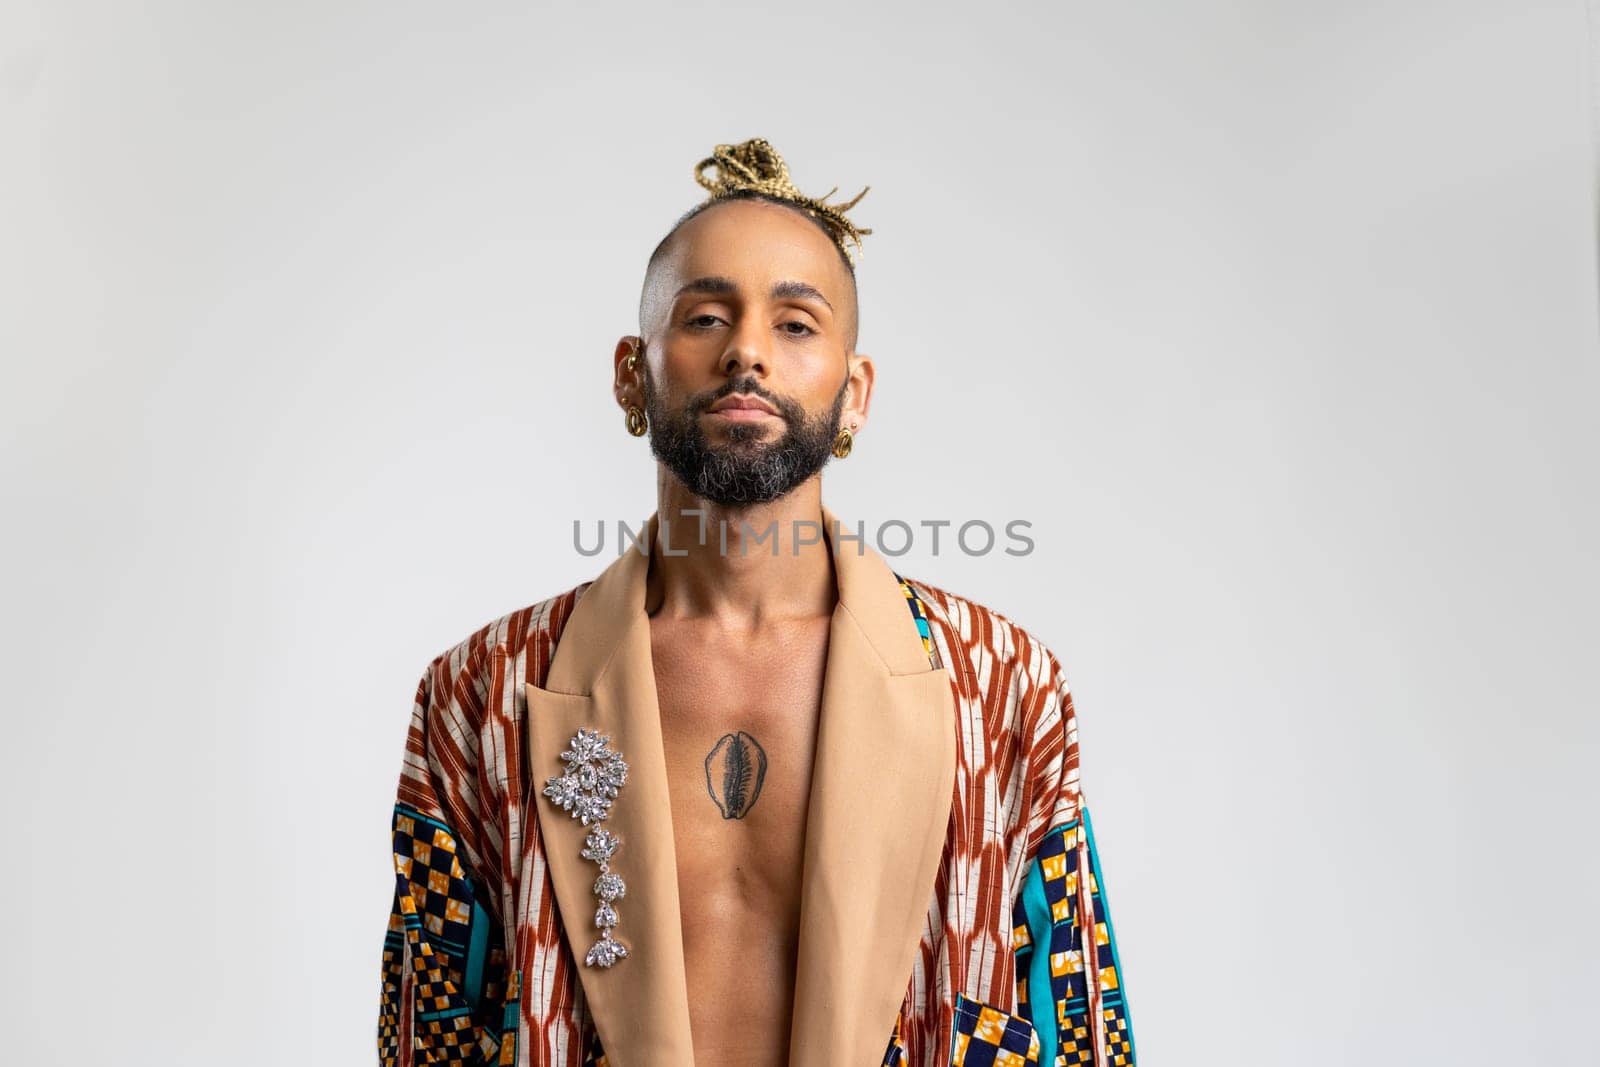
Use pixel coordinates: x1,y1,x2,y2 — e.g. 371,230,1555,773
379,510,1137,1066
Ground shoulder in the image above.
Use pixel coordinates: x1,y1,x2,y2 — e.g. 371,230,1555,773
897,573,1071,698
415,580,596,694
897,574,1084,836
393,581,601,823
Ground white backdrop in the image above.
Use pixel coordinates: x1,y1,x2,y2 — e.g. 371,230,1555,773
3,2,1596,1064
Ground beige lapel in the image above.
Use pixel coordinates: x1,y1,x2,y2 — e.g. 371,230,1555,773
787,507,956,1067
525,508,956,1067
525,513,696,1066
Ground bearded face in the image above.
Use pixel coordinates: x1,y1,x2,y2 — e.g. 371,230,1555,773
643,365,846,507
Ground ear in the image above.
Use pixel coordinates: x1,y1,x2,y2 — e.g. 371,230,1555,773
840,352,875,437
613,336,645,412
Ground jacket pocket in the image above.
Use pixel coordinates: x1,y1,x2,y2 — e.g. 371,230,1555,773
949,992,1041,1066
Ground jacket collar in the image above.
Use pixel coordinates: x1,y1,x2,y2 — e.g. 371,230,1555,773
525,507,956,1067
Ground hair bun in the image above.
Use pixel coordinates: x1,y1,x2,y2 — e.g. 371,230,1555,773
692,137,872,265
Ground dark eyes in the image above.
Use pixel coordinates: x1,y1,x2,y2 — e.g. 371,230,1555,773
685,314,816,337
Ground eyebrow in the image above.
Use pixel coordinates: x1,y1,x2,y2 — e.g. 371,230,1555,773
673,275,834,315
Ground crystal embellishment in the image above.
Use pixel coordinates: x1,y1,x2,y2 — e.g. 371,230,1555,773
542,727,632,967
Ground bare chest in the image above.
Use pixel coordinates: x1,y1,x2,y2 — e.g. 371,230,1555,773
649,616,830,1065
651,618,830,896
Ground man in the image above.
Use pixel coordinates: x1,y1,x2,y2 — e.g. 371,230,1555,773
378,138,1138,1067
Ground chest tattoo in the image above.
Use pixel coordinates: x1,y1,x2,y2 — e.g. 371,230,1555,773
703,731,768,819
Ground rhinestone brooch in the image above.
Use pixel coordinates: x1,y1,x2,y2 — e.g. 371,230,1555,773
541,727,631,967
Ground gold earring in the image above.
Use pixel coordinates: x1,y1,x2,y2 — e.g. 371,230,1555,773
625,405,648,437
625,349,639,372
831,424,854,459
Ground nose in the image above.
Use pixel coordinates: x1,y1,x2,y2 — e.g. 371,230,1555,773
719,318,769,378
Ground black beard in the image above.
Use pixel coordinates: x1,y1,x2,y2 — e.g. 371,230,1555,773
644,373,845,507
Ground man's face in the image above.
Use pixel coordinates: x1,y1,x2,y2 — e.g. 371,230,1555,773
632,199,864,507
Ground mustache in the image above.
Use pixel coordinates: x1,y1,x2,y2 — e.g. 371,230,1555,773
688,378,797,418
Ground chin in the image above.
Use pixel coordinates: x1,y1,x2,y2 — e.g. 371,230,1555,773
716,425,781,448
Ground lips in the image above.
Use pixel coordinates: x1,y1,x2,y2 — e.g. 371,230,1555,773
707,395,779,417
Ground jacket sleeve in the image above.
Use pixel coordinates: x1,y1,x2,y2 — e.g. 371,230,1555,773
1011,652,1138,1067
378,656,513,1066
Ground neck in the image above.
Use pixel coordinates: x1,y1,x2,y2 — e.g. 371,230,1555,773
646,471,836,626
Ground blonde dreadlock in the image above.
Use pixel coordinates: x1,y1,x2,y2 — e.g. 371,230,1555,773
691,137,872,265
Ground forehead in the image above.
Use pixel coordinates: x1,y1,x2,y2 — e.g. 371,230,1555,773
661,199,849,299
